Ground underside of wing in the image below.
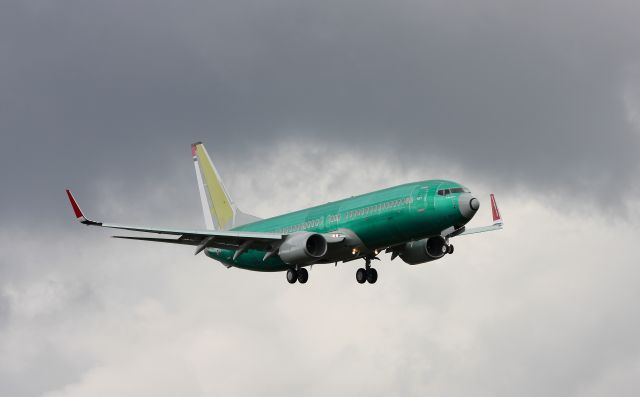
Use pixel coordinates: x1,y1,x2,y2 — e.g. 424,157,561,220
459,224,503,235
110,230,283,253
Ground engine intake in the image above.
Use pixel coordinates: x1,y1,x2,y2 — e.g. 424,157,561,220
399,236,448,265
279,232,328,264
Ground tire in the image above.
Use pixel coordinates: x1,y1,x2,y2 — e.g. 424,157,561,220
356,268,367,284
366,268,378,284
297,268,308,284
448,245,455,254
286,268,298,284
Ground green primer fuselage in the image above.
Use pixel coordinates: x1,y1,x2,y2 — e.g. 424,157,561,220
206,180,471,271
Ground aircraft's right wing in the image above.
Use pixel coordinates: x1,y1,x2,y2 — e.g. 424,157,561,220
66,190,284,256
458,194,504,236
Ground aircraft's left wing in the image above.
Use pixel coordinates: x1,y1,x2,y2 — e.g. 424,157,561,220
458,194,504,236
66,190,284,255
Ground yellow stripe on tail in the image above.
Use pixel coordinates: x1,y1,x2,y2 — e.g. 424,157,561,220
192,142,235,230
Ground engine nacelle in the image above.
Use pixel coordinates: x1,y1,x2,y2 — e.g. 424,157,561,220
278,232,328,264
399,236,448,265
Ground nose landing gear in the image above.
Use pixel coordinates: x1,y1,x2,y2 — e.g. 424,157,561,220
356,257,379,284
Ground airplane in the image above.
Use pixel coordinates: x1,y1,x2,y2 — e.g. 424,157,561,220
66,142,503,285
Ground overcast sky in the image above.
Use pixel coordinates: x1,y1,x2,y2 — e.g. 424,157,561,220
1,0,640,396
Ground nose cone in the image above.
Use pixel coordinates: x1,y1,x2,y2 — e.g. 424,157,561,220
458,194,480,219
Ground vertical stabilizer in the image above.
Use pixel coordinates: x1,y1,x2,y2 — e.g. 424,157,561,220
192,142,236,230
191,142,261,230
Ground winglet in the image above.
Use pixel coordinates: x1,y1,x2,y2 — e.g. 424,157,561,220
490,194,503,225
65,190,101,225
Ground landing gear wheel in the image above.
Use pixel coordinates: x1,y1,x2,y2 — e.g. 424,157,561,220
448,245,455,254
366,268,378,284
297,268,308,284
356,268,367,284
286,268,298,284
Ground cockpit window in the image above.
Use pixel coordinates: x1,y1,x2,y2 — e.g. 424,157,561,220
437,187,470,196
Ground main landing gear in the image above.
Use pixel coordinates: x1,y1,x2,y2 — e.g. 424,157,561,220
356,257,378,284
286,266,308,284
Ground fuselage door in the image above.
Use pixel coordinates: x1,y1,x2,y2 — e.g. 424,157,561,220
413,185,431,214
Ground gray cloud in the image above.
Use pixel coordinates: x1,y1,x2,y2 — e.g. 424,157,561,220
1,155,639,396
2,0,640,222
1,1,640,395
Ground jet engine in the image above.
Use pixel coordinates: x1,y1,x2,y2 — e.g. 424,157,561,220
399,236,448,265
278,232,328,264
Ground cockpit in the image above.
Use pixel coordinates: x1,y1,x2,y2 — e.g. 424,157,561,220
437,187,470,196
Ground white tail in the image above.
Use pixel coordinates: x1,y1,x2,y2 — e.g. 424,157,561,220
191,142,261,230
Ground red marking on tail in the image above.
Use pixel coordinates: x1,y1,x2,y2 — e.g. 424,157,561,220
490,194,501,223
66,189,84,219
191,144,198,157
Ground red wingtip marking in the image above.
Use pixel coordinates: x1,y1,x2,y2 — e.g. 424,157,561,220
191,144,197,157
66,189,84,218
490,194,501,222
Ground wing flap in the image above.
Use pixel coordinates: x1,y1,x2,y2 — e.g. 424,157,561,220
112,236,200,245
101,222,281,240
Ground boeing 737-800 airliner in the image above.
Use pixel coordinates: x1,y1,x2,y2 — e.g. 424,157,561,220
67,142,503,284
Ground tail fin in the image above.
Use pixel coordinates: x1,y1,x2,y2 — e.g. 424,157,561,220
191,142,261,230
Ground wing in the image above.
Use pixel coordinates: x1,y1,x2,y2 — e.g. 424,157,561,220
458,223,503,235
458,193,504,236
66,190,283,255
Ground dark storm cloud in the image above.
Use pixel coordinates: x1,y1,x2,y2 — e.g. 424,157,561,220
3,3,640,396
1,0,639,221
